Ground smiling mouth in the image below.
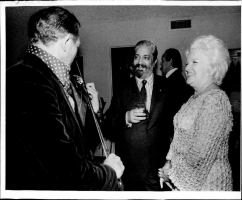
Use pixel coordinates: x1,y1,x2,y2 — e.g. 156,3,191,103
185,70,194,77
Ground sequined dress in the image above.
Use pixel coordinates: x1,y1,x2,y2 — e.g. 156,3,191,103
167,89,233,191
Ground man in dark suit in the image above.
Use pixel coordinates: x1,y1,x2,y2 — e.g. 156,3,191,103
6,6,124,190
104,40,172,191
160,48,194,140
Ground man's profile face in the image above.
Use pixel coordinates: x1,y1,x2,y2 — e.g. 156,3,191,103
133,45,156,79
160,56,171,75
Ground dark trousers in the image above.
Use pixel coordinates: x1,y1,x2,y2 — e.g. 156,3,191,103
122,170,171,191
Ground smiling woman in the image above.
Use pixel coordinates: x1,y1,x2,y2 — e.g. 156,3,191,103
185,48,214,97
159,35,234,191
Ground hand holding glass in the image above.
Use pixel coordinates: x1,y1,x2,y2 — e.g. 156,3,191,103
135,102,149,119
126,104,147,124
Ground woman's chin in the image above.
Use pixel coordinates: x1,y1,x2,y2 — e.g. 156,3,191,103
186,78,191,84
186,78,194,88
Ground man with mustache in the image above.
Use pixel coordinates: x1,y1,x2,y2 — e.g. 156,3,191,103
105,40,172,191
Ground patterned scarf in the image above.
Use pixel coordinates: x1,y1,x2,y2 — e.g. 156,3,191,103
26,45,71,97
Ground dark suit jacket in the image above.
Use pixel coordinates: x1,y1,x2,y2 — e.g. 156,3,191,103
105,75,172,181
165,70,193,139
6,52,121,190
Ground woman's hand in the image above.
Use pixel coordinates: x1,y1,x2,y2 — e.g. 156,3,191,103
86,83,99,113
158,160,171,188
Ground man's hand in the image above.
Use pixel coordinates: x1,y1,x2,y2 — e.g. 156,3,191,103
86,82,99,113
103,153,124,179
126,108,146,124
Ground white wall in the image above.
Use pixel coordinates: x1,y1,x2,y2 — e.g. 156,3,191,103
80,13,241,109
5,6,241,157
5,7,241,110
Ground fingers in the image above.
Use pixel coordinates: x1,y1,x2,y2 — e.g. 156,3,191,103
104,153,125,179
86,82,96,89
128,109,147,123
86,83,98,97
158,171,163,178
159,178,164,189
109,153,119,160
158,168,165,178
108,153,122,165
133,109,146,115
85,83,100,112
158,168,170,182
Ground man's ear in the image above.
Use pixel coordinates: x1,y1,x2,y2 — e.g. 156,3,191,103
153,59,157,67
170,59,173,67
62,33,71,52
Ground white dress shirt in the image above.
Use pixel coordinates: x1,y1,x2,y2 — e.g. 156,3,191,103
135,74,154,112
126,74,154,127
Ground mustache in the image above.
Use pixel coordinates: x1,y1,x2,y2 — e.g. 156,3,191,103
134,64,148,69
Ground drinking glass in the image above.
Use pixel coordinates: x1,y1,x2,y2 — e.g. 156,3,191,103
134,102,149,119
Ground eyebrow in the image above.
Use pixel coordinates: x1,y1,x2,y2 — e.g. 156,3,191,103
135,54,151,57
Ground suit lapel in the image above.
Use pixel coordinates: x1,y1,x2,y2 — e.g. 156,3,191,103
42,60,82,128
70,76,88,126
131,77,140,93
48,68,85,133
129,77,141,106
148,76,166,128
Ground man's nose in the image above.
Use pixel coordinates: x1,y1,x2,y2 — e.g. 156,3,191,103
138,58,143,65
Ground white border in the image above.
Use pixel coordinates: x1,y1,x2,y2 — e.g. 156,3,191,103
1,190,241,199
1,1,241,199
1,1,6,198
1,1,242,7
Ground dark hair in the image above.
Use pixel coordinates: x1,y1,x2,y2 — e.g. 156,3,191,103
134,40,158,62
162,48,183,72
28,6,81,45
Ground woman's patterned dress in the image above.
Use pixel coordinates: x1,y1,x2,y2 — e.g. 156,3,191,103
167,89,233,191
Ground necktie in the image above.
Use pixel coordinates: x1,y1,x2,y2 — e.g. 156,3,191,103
140,80,147,104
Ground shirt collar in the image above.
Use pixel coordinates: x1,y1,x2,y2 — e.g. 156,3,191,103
166,68,178,78
26,45,71,94
135,73,154,86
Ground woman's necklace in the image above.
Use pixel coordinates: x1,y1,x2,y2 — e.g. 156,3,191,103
193,83,216,99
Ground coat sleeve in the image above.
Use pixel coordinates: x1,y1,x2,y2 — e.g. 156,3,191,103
168,93,233,190
103,89,128,141
6,64,122,191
